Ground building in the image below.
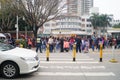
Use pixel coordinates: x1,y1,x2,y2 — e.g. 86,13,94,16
42,14,93,37
81,15,93,35
81,0,93,15
67,0,93,16
67,0,81,16
41,0,94,37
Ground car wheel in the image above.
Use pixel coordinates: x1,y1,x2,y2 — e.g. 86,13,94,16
1,62,19,78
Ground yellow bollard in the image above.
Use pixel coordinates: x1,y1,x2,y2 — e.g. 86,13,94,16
46,44,50,61
99,43,103,62
73,44,76,61
20,44,23,48
109,45,118,63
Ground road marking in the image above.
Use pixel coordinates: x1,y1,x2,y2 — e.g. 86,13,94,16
38,72,115,76
40,66,79,69
40,58,94,61
40,61,99,64
40,66,105,69
81,66,105,69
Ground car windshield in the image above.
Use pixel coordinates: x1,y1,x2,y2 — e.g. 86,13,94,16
0,43,15,51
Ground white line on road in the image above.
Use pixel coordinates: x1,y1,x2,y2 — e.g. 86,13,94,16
38,72,115,76
40,66,105,69
81,66,105,69
40,58,94,61
40,61,99,64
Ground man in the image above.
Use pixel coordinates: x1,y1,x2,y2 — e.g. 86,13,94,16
36,37,42,53
75,36,81,53
60,37,64,52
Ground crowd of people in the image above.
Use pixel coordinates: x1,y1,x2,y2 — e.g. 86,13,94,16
3,35,120,53
30,35,120,53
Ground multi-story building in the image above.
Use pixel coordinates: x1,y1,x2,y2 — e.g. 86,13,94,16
67,0,81,16
43,14,92,36
81,15,93,35
42,0,94,36
67,0,93,16
82,0,93,15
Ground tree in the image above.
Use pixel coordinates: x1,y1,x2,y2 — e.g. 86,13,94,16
0,0,17,32
16,0,66,38
90,13,111,36
113,23,120,28
99,14,111,34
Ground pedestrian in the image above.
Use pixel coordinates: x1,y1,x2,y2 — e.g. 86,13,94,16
91,40,95,51
36,37,42,53
28,38,32,49
63,39,69,52
75,36,81,53
60,37,64,52
48,36,53,53
84,39,89,53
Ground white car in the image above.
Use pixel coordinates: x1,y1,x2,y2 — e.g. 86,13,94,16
0,43,40,78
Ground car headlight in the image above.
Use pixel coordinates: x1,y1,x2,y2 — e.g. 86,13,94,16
20,57,36,61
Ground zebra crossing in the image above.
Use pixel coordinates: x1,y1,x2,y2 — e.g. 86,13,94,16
37,53,116,78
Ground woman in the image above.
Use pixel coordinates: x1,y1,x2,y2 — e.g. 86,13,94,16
63,39,70,52
28,38,32,49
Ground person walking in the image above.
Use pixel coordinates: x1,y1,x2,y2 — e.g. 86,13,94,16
63,39,70,52
75,36,81,53
36,37,42,53
48,36,53,53
60,37,64,52
28,38,32,49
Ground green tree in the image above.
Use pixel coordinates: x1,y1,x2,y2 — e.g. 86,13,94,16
113,23,120,28
90,13,111,36
99,14,111,34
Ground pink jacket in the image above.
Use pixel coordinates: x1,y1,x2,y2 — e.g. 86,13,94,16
64,41,69,48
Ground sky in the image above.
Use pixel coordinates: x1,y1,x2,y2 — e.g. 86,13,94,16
94,0,120,20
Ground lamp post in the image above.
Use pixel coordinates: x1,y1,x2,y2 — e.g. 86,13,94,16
23,16,27,38
15,0,19,40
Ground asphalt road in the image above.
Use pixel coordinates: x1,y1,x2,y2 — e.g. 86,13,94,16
0,48,120,80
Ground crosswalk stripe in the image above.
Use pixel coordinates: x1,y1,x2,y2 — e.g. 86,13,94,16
40,61,99,64
38,72,115,76
81,66,105,69
40,66,105,69
40,58,94,61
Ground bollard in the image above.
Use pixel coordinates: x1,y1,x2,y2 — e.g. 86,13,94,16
99,43,103,62
109,45,118,63
73,44,76,61
20,44,23,48
46,44,50,61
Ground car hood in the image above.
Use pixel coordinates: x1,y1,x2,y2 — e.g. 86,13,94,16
3,47,37,58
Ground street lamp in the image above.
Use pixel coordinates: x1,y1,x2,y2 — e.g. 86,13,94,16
15,0,19,40
23,17,27,38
